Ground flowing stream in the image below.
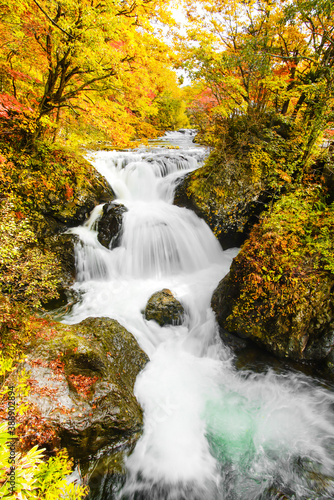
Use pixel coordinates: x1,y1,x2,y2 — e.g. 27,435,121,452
65,131,334,499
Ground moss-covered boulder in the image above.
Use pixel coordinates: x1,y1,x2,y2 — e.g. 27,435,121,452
211,189,334,361
40,165,114,231
34,148,115,231
97,203,127,249
33,232,82,311
144,289,185,327
1,142,115,234
12,317,148,459
174,145,270,249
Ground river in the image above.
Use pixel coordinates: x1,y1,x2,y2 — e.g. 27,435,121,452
65,130,334,499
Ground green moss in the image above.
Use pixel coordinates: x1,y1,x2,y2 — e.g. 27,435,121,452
262,187,334,273
0,202,62,308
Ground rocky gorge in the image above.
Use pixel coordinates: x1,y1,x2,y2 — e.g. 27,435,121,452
3,130,334,500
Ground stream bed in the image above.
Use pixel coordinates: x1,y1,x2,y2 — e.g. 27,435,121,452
64,131,334,499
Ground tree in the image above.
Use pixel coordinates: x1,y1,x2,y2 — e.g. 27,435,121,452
179,0,334,156
0,0,178,146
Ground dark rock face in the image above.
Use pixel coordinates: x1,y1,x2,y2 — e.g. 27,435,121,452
144,289,185,327
97,203,127,249
211,259,334,362
13,317,148,459
174,151,270,250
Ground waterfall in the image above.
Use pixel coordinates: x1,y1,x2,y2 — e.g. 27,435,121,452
65,131,334,499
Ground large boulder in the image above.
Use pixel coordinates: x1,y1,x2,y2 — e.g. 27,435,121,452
144,289,185,327
11,317,148,459
212,267,334,361
97,203,127,249
39,165,115,232
174,148,270,250
211,191,334,361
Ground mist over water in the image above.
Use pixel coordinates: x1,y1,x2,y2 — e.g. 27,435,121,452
65,131,334,499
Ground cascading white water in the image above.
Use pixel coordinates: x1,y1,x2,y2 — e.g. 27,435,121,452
66,131,334,499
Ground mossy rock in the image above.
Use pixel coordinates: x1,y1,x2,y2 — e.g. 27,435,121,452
174,147,270,249
11,317,148,459
40,167,115,230
144,289,185,327
36,232,81,311
211,209,334,362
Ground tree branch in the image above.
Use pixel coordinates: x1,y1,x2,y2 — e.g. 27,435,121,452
59,71,117,102
32,0,74,39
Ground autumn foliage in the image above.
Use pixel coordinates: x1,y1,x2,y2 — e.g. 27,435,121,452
180,0,334,160
0,0,185,147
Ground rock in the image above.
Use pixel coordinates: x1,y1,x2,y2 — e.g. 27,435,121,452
174,149,270,250
11,317,148,459
97,203,127,249
41,169,115,230
211,229,334,362
144,289,185,327
81,445,130,499
46,232,78,285
34,146,115,234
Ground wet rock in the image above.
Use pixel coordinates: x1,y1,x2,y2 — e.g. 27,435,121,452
144,289,185,327
82,445,131,500
97,203,127,249
11,317,148,459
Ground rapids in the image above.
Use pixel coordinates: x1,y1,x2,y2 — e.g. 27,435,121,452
65,130,334,499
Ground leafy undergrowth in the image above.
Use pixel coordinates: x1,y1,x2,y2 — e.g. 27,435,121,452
0,423,88,500
262,187,334,274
